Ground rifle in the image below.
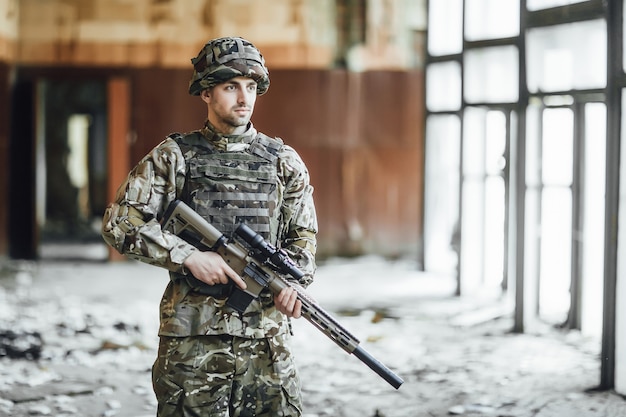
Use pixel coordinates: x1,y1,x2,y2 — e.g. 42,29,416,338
161,200,404,389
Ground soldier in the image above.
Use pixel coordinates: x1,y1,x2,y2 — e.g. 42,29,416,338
101,36,317,416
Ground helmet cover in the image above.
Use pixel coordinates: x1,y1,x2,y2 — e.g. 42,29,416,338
188,37,270,96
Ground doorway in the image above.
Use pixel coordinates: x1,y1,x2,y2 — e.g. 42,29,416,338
36,79,109,260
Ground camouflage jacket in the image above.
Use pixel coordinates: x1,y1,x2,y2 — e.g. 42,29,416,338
101,122,318,338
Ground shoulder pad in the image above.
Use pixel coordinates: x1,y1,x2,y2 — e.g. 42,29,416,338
168,132,183,140
248,133,284,162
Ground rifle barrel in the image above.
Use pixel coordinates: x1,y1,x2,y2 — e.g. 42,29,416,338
352,345,404,389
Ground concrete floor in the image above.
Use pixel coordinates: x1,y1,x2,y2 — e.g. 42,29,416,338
0,254,625,417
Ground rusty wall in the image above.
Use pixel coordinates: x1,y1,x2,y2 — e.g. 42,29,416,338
129,69,424,258
0,66,424,259
255,70,424,257
0,0,426,259
130,68,205,162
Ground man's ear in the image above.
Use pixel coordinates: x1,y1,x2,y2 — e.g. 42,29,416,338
200,89,211,103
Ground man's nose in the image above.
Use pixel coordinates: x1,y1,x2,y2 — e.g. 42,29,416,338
237,90,248,104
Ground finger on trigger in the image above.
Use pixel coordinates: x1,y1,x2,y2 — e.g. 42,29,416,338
231,272,247,289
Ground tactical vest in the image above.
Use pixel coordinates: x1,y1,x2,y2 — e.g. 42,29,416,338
171,130,285,296
173,130,285,241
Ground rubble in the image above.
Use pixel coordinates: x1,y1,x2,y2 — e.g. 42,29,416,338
0,256,624,417
0,330,43,360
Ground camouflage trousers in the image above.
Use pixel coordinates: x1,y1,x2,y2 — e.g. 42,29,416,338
152,333,303,417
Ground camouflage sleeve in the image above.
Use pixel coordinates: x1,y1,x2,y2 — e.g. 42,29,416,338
101,137,196,272
278,144,318,287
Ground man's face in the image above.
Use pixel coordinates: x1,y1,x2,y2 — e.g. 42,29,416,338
201,76,258,134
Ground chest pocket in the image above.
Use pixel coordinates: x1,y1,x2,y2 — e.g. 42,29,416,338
186,152,279,240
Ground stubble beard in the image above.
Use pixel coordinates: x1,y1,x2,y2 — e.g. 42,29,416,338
225,113,251,128
216,106,252,131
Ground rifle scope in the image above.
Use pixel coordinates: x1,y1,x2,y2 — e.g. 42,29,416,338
235,223,305,281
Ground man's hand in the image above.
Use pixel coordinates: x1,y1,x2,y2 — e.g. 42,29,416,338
274,286,302,318
183,251,247,290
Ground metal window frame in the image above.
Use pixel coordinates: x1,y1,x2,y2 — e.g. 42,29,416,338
425,0,622,389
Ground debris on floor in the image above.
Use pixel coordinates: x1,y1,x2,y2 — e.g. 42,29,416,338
0,257,624,417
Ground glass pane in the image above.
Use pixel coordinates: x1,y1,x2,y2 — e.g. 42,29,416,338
524,188,540,323
465,0,520,41
485,111,507,175
581,103,606,337
424,115,461,275
539,188,572,322
542,108,573,185
464,46,519,103
463,107,487,177
428,0,463,56
539,107,574,324
461,179,485,293
526,19,607,93
527,0,591,11
464,108,506,175
461,108,507,294
426,61,462,111
485,110,507,288
461,108,486,293
484,176,505,288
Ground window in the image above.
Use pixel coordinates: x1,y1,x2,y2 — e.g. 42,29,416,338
427,0,463,56
465,0,520,41
526,19,607,93
424,115,461,274
464,46,519,103
527,0,591,11
426,61,462,111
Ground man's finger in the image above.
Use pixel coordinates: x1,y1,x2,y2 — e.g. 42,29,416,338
292,299,302,319
274,287,302,318
226,267,247,289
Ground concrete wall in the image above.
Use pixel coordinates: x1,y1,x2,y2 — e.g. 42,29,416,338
9,0,423,70
15,0,337,68
0,0,17,62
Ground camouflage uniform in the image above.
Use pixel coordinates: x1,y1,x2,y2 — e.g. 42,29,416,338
101,37,317,417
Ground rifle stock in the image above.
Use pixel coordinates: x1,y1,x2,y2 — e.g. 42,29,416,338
161,200,404,389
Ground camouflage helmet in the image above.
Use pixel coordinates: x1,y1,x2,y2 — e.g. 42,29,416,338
188,37,270,96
